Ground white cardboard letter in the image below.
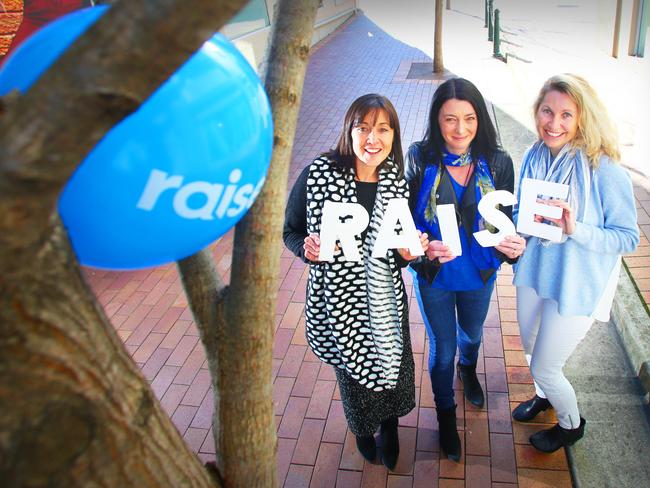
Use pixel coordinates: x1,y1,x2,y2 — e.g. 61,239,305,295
473,190,517,247
371,198,424,258
517,178,569,242
319,201,369,262
437,204,462,256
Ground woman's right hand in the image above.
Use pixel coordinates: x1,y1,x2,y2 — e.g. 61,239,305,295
425,240,456,264
303,233,321,263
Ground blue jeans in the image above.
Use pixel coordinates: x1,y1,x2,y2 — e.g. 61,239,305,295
414,277,495,410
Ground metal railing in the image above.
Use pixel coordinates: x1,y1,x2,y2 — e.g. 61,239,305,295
485,0,507,62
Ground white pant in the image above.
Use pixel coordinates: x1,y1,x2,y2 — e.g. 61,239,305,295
516,286,593,429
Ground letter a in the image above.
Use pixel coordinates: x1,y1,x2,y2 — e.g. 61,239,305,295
372,198,424,258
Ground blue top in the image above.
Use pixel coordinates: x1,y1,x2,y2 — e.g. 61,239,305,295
513,153,639,317
434,177,496,291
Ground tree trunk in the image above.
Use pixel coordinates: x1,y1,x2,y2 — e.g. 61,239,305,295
177,1,321,486
0,218,217,487
0,1,250,486
434,0,444,73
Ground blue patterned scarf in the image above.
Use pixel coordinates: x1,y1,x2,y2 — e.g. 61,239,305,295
414,150,502,270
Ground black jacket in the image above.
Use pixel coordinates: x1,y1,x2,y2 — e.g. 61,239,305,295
405,141,516,284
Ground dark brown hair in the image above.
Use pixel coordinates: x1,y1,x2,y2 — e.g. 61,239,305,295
324,93,404,178
421,77,499,161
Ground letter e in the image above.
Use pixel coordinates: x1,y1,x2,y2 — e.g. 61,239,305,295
517,178,568,242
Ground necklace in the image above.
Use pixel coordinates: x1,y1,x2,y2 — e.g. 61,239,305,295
446,162,474,187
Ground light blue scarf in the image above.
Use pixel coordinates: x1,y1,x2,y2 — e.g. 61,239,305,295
520,141,591,244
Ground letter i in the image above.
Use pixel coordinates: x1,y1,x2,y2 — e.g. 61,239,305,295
215,169,242,218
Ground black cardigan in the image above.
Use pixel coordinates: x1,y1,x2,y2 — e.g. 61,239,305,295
405,141,517,284
283,165,312,263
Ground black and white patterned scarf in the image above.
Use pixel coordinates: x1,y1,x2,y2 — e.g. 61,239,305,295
305,156,408,391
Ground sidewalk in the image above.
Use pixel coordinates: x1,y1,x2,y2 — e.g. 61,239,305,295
86,4,650,487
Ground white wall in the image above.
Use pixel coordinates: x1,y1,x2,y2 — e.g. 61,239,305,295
228,0,357,73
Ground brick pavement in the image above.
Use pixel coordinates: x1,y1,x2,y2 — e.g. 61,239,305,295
84,11,649,488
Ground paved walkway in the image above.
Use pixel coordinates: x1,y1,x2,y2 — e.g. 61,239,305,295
84,5,650,488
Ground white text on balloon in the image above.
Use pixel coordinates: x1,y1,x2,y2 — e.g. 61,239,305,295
136,169,265,220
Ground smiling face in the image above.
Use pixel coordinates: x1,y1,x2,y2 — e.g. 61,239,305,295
437,99,478,155
535,89,579,157
352,108,394,180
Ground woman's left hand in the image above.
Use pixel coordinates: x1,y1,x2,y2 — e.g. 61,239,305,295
495,234,527,260
539,199,576,235
398,231,429,261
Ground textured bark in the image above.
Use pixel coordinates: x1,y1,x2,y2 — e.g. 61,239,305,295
177,1,321,487
433,0,444,73
0,0,250,486
0,219,216,487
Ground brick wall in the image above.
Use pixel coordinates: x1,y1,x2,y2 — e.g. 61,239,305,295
0,0,23,58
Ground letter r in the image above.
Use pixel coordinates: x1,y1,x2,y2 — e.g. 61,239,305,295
136,170,183,211
319,202,369,262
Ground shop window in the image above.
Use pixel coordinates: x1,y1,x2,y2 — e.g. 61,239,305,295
222,0,270,39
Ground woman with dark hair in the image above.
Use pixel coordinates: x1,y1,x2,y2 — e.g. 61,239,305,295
406,77,526,461
283,93,428,470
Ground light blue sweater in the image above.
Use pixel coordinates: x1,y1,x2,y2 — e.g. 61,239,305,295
513,154,639,317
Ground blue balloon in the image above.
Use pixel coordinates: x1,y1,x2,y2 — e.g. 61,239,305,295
0,6,273,270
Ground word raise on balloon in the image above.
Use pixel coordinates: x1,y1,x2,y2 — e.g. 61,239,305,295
0,6,274,270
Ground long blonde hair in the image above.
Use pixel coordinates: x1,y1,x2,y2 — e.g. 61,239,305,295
533,73,620,167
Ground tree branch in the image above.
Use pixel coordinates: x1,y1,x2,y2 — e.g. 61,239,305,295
206,1,320,485
176,248,226,359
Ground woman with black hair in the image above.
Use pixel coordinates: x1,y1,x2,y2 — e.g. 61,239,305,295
283,93,428,470
406,77,526,461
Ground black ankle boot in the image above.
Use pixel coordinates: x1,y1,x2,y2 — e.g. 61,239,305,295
437,406,461,462
457,361,484,408
355,434,376,461
512,395,552,422
380,417,399,470
529,417,586,453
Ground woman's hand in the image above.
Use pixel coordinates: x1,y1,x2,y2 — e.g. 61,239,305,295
495,234,527,260
425,240,456,264
398,231,430,261
538,199,576,235
303,233,322,262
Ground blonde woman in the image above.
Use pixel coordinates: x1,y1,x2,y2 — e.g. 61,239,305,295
512,74,639,452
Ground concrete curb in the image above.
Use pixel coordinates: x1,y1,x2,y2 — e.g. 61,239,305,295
611,263,650,402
